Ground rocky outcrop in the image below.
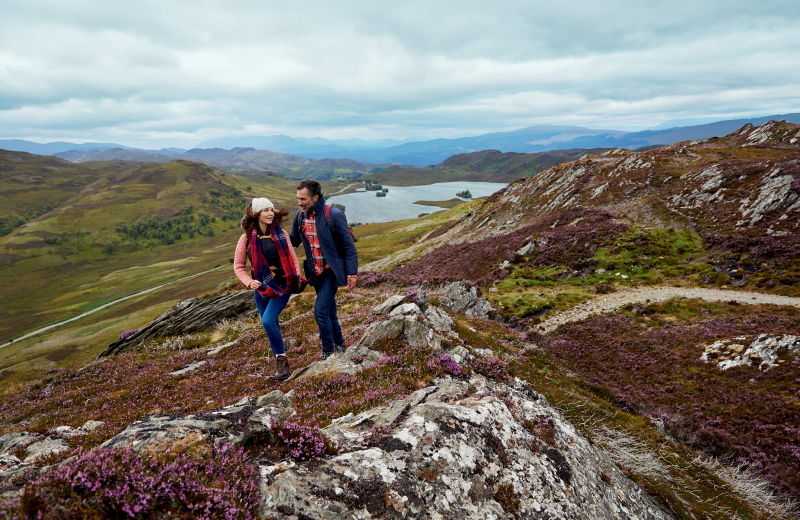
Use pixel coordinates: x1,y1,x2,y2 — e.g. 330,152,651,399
101,290,255,357
700,334,800,370
261,375,673,519
28,378,673,519
99,391,296,455
439,281,495,319
0,420,105,496
289,292,455,382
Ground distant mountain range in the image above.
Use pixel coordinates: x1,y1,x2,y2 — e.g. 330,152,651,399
3,112,800,168
51,147,407,181
190,113,800,165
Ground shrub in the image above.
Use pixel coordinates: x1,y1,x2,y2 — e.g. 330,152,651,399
437,355,462,376
0,443,260,519
394,208,626,286
269,418,329,461
470,355,509,381
538,308,800,498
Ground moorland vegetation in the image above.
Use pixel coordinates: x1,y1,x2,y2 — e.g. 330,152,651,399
1,121,800,518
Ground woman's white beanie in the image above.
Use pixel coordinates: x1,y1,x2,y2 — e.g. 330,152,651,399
251,198,274,212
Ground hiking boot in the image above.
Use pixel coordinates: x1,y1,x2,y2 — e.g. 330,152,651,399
321,351,334,361
334,342,347,354
270,355,292,380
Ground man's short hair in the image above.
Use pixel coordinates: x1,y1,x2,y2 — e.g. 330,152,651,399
297,179,322,198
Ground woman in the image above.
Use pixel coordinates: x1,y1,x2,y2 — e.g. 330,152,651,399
234,198,306,380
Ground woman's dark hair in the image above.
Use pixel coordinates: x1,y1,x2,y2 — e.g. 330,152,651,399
240,205,290,235
296,179,322,198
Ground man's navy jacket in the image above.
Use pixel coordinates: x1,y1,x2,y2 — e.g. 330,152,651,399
289,196,358,287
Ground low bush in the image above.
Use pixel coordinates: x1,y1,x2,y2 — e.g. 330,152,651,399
470,355,509,381
537,303,800,499
0,443,260,519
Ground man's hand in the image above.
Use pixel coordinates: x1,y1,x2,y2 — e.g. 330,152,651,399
248,279,262,290
346,275,357,290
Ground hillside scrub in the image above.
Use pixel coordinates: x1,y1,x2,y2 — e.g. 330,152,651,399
1,443,260,519
536,299,800,499
705,232,800,295
393,208,627,286
1,283,797,518
116,207,217,244
0,204,58,237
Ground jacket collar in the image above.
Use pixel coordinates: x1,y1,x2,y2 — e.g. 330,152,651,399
307,195,326,217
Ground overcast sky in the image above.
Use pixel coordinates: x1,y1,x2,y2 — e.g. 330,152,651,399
2,0,800,148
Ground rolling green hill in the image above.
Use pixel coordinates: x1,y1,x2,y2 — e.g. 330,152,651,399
0,152,368,386
363,147,615,186
0,150,105,235
0,158,290,349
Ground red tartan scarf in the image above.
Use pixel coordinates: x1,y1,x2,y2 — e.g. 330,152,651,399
248,225,306,298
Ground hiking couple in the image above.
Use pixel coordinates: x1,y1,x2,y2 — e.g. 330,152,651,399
233,179,358,380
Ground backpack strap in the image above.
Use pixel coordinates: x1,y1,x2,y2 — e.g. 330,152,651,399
324,205,338,240
293,209,303,234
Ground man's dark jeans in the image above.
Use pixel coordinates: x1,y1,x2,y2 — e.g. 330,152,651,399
314,269,344,353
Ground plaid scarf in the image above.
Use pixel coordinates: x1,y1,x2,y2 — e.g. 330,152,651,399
249,225,306,298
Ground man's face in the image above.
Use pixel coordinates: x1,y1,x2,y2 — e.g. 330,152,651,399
296,188,319,212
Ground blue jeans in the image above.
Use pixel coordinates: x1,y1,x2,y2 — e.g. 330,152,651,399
254,291,291,356
314,269,344,353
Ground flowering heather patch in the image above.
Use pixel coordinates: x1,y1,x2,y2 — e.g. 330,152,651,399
357,271,398,288
535,301,800,499
437,355,462,375
704,232,800,294
523,211,628,271
0,294,387,458
269,418,328,461
291,344,439,425
0,443,260,519
706,232,800,269
470,355,509,381
394,208,624,286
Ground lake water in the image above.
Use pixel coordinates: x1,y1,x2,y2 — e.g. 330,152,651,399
327,181,507,224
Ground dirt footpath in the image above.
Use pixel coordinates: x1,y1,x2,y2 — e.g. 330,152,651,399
535,286,800,334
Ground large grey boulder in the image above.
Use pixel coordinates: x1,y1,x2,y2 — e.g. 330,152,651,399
261,376,674,519
440,281,495,319
101,390,297,454
101,290,256,356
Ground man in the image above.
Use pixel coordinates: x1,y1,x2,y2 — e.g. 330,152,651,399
290,179,358,360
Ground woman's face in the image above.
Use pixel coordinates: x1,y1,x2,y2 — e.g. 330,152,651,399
258,207,275,228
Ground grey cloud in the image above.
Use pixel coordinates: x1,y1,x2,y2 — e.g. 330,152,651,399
1,0,799,147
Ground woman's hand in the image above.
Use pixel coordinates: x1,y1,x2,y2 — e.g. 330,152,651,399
248,279,262,290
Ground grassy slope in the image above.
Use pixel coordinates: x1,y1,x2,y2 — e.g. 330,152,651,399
0,150,101,221
0,165,442,386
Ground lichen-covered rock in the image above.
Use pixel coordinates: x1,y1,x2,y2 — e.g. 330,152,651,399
101,290,256,356
100,392,297,454
359,306,451,354
260,376,673,520
372,295,405,315
408,290,429,313
389,303,421,318
701,334,800,370
425,306,454,333
440,281,495,319
0,433,40,459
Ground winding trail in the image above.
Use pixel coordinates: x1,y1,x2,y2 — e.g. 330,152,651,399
535,286,800,334
328,183,359,196
0,265,227,350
